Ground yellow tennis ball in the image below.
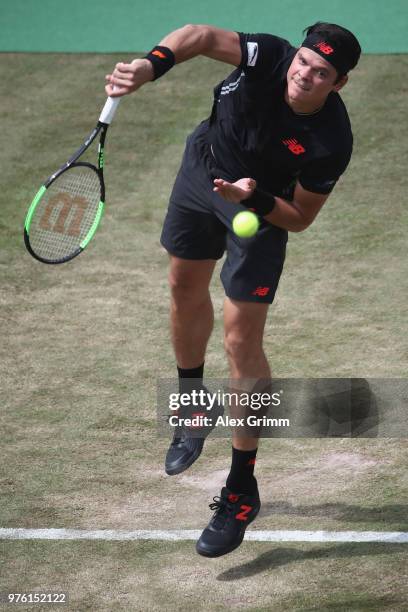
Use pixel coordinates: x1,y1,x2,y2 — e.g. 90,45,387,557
232,211,260,238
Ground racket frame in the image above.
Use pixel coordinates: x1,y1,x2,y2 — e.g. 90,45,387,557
24,121,109,264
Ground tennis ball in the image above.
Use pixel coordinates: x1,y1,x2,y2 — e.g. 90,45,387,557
232,211,259,238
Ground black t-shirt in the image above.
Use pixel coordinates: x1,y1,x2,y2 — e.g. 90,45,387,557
207,33,353,198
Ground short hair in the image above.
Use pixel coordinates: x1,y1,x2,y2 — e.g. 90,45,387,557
303,22,361,76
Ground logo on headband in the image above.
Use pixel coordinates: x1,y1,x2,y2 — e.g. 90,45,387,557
314,41,334,55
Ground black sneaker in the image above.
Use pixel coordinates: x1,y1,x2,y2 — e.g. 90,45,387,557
196,486,261,557
165,395,224,476
165,427,204,476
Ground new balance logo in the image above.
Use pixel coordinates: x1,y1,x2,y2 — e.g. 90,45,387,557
252,287,270,297
152,50,166,59
283,138,306,155
235,505,253,521
314,41,334,55
228,494,240,503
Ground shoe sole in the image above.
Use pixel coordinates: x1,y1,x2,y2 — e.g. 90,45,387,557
195,504,260,557
196,535,245,557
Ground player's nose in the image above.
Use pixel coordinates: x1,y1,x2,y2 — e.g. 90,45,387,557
298,68,312,81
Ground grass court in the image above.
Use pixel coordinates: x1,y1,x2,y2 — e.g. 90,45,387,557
1,51,407,610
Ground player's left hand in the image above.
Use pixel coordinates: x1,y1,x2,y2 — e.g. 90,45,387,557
213,178,256,203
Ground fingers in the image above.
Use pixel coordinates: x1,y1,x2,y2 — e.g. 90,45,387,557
105,63,136,95
213,178,240,203
104,59,153,96
213,178,230,190
213,179,230,195
104,76,134,96
212,177,256,204
104,79,125,97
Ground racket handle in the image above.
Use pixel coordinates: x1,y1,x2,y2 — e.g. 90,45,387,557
99,96,120,125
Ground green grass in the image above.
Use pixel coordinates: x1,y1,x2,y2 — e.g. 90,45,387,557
1,53,407,610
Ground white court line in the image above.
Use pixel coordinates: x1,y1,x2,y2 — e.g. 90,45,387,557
1,529,407,543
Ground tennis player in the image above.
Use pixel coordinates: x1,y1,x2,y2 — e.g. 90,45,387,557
106,22,361,557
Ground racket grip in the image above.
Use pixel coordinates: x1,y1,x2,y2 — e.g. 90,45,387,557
99,96,120,125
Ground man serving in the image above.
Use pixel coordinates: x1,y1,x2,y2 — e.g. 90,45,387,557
106,21,361,557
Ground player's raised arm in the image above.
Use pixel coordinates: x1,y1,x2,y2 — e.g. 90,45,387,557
105,24,241,97
159,24,241,65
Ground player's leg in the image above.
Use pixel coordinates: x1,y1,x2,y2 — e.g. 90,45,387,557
168,255,216,369
195,214,286,557
164,255,225,475
224,297,271,503
224,295,270,453
195,299,268,557
160,120,228,475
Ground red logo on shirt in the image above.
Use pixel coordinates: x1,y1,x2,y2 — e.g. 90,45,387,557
283,138,306,155
314,41,334,55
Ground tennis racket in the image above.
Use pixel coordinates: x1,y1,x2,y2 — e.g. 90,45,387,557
23,95,120,264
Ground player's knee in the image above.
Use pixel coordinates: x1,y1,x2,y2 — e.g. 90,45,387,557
168,269,207,304
224,330,262,365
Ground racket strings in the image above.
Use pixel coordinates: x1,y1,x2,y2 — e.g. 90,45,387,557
29,166,102,261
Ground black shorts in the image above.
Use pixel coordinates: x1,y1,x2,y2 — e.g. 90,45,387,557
160,121,288,304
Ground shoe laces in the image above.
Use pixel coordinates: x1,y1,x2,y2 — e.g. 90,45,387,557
209,495,235,529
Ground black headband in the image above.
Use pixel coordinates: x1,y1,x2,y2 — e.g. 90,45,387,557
301,33,352,76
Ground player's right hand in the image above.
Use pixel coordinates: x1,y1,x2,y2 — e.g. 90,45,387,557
105,59,154,96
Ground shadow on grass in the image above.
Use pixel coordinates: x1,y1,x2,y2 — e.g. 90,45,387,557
216,542,408,581
259,501,408,528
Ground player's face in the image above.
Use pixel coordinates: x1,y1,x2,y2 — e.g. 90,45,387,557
286,47,347,112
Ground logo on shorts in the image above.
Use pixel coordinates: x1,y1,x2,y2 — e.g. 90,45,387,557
283,138,306,155
314,41,334,55
252,286,270,297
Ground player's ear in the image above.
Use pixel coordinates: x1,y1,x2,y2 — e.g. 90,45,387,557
333,74,348,92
